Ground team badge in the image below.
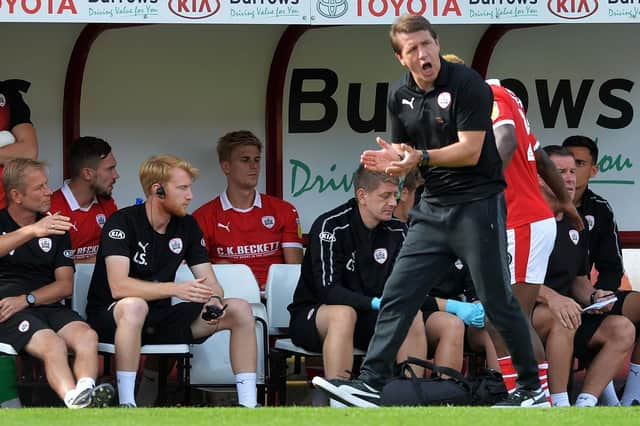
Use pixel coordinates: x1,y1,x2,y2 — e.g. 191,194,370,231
0,94,5,107
491,101,499,121
454,259,464,270
38,238,52,253
64,249,74,259
96,213,107,228
18,320,30,333
437,92,452,109
585,215,595,231
569,229,580,245
169,237,183,254
262,216,275,229
373,248,388,264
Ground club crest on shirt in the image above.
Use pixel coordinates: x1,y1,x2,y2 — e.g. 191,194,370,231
262,216,275,229
491,101,499,121
585,215,595,231
169,237,183,254
18,320,30,333
569,229,580,245
0,94,5,108
96,213,107,228
373,248,388,264
38,238,52,253
437,92,452,109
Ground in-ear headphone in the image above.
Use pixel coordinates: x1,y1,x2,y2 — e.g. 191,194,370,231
156,185,166,199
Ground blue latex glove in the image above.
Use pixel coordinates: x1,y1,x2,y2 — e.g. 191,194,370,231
445,299,485,328
371,297,382,311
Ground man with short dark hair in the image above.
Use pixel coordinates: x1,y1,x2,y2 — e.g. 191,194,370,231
0,158,114,408
532,146,636,407
562,135,623,292
313,14,545,408
50,136,119,262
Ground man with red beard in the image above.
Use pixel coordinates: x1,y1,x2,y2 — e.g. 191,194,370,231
86,155,258,408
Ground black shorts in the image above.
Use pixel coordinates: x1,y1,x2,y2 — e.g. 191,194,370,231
574,291,631,361
87,301,207,345
0,305,84,353
289,305,378,353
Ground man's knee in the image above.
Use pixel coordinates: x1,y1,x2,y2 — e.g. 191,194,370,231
70,325,99,352
114,297,149,327
599,315,636,351
226,298,254,326
318,305,357,337
28,330,68,360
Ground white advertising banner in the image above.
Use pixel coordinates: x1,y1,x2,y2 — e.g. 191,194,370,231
0,0,310,23
2,0,640,23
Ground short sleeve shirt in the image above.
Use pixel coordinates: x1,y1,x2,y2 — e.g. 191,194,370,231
0,209,74,300
544,217,589,296
50,182,118,260
86,204,210,311
193,191,303,289
489,82,553,228
0,80,32,210
387,60,505,205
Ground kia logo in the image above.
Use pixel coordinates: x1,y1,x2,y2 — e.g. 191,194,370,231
169,0,220,19
547,0,598,19
108,229,126,240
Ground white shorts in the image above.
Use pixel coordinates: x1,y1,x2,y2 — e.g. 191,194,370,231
507,217,556,285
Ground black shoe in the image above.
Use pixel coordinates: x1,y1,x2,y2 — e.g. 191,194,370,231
312,376,381,408
493,388,550,408
89,383,115,408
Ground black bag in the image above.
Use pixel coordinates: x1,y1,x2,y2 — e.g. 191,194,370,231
469,367,508,406
380,357,473,406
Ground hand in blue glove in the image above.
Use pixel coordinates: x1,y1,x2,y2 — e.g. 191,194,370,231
371,297,382,311
445,299,485,328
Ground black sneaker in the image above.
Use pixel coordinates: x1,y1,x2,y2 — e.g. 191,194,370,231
493,388,550,408
312,377,381,408
89,383,115,408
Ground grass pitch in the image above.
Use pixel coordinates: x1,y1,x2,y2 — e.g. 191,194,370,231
1,407,639,426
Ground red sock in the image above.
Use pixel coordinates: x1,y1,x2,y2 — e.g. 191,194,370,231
498,356,517,393
538,362,552,404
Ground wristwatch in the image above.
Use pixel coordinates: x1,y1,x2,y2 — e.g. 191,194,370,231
419,149,431,167
26,293,36,307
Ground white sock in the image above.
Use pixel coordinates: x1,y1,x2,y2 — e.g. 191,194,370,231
575,393,598,407
76,377,95,393
235,372,257,408
599,380,620,406
330,398,347,408
550,392,570,407
621,362,640,406
136,368,159,407
117,371,137,407
63,389,79,408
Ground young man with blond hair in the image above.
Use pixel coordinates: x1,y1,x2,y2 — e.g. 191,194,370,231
86,154,258,407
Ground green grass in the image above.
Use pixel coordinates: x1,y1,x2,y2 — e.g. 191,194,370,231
0,407,639,426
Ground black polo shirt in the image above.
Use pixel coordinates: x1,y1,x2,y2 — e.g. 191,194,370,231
86,204,210,312
544,216,589,296
388,59,505,205
0,209,74,300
